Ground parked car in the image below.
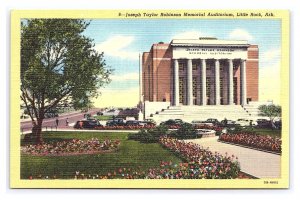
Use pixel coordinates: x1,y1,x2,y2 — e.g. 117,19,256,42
236,118,257,127
106,118,126,126
125,120,141,126
144,119,156,125
205,118,221,126
160,119,183,126
256,119,272,128
236,118,250,126
106,120,119,126
221,119,238,128
142,121,156,126
74,119,103,129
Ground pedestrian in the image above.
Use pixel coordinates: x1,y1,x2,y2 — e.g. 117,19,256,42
56,118,59,127
66,118,69,126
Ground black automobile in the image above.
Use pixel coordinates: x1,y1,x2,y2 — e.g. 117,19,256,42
74,119,103,129
220,119,238,128
142,121,156,126
144,119,157,125
125,120,142,126
205,118,221,126
256,119,272,128
106,118,126,126
160,119,183,126
106,120,119,126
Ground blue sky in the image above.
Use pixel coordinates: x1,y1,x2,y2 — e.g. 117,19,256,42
83,19,281,107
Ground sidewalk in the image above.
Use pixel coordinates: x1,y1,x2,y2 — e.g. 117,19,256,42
185,137,281,178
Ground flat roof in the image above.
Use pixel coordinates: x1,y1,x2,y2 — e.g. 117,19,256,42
171,39,250,47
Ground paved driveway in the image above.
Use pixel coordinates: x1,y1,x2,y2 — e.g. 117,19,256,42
185,137,281,178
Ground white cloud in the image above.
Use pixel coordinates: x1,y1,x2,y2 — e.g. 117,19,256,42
111,72,139,82
261,48,281,62
95,35,139,60
172,31,209,39
229,29,253,41
93,87,139,107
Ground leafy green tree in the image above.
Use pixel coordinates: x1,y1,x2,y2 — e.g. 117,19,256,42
258,104,282,128
21,19,112,143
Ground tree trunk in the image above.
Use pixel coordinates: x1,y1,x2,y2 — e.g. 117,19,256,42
32,119,43,144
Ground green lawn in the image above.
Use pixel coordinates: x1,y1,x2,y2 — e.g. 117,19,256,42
21,131,182,179
241,127,281,138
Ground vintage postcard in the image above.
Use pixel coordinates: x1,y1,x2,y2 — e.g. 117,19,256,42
10,10,289,188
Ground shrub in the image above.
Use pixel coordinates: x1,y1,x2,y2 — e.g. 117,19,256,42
170,123,198,139
127,125,169,143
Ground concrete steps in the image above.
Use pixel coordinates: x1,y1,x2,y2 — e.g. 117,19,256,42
149,105,254,123
242,102,270,118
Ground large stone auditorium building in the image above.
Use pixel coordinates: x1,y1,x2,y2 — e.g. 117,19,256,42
141,38,259,122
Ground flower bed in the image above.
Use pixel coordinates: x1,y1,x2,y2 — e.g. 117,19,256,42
193,124,223,132
27,162,252,180
25,136,245,179
219,132,281,153
158,137,241,179
68,137,240,179
21,138,121,156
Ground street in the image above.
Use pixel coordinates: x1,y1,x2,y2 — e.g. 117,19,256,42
20,108,99,133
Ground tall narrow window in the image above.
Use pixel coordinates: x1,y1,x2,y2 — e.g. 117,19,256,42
234,77,238,104
206,77,211,105
206,77,211,96
179,63,184,71
179,77,184,104
193,77,197,105
192,63,197,70
220,65,224,71
220,77,224,98
220,77,224,105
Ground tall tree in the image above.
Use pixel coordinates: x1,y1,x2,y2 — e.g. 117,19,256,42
21,19,112,143
258,104,282,128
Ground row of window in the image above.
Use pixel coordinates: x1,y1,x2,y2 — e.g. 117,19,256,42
179,77,229,103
